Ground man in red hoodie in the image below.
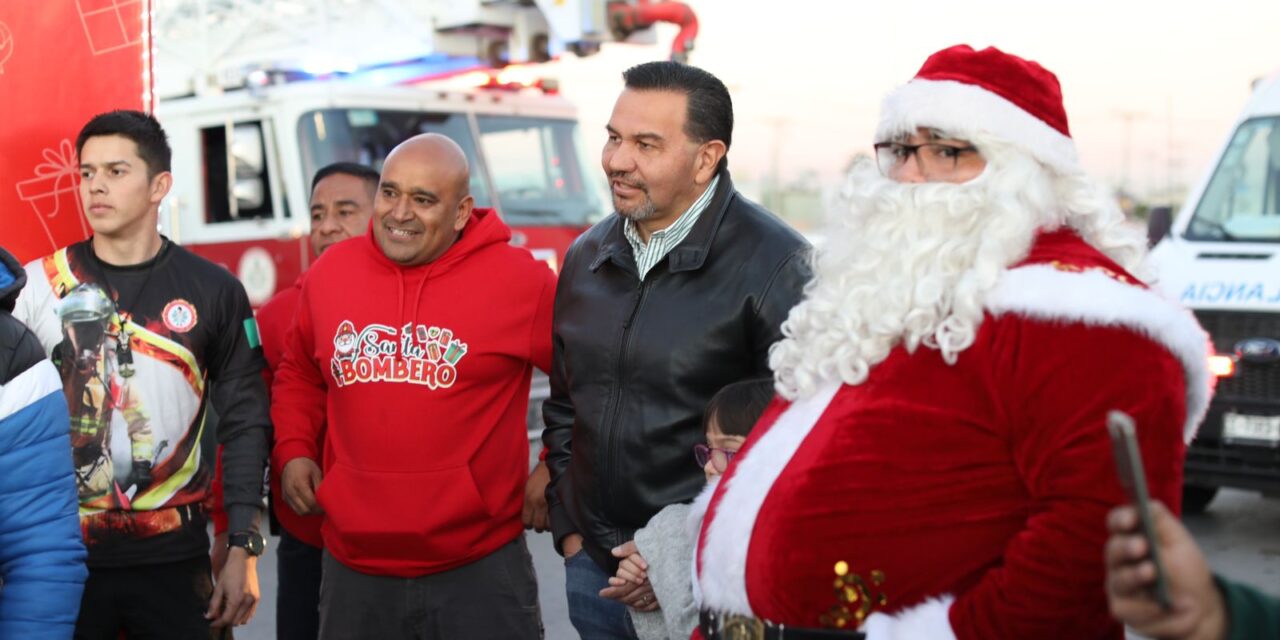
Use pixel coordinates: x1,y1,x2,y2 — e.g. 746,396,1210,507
272,133,554,639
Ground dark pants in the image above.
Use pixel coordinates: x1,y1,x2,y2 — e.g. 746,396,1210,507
565,551,639,640
317,534,542,640
74,555,214,640
277,529,323,640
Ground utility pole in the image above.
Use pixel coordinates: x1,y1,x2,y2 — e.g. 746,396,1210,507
1114,109,1148,196
763,115,786,214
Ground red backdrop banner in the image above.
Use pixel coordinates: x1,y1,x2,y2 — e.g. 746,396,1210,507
0,0,152,264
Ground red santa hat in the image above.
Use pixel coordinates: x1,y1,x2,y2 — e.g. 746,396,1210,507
877,44,1081,175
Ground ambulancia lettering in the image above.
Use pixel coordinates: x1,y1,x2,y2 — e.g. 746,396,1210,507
1180,281,1280,305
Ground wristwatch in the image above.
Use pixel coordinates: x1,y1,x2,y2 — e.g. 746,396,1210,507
227,531,266,557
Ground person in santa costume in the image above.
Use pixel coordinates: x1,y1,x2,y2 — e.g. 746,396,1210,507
693,44,1213,640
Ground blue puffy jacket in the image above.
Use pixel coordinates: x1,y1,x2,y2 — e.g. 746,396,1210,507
0,246,87,639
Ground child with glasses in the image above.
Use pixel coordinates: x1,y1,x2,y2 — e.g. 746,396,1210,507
608,378,775,640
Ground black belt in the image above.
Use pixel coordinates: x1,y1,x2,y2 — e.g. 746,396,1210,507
699,610,866,640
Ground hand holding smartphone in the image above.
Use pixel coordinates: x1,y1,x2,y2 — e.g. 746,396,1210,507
1106,409,1173,611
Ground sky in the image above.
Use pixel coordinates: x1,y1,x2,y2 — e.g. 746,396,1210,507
547,0,1280,203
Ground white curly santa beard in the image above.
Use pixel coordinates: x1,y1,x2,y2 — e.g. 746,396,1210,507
770,147,1060,401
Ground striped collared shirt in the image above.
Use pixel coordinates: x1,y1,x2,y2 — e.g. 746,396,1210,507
623,175,720,280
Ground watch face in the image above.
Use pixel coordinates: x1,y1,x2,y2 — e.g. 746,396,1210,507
230,532,266,556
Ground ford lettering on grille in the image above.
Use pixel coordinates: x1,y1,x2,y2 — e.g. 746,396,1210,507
1235,338,1280,364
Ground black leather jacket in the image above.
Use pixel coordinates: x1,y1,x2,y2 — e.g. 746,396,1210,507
543,172,811,572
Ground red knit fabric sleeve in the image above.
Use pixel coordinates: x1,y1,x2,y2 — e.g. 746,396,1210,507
271,279,327,468
528,264,556,375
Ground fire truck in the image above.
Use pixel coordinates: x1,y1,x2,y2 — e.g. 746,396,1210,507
152,0,699,305
160,72,602,306
146,0,698,435
0,0,698,431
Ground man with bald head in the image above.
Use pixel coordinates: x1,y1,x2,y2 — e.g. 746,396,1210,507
272,133,556,639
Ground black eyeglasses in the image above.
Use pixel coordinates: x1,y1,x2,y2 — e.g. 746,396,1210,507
872,142,980,179
693,444,738,473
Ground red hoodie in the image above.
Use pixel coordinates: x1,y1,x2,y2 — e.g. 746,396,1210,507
258,277,326,547
272,209,554,576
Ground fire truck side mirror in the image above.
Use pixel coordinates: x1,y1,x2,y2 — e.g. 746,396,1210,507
231,124,268,213
234,179,266,211
201,121,274,223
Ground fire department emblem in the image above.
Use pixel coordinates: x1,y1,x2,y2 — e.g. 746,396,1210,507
162,299,198,333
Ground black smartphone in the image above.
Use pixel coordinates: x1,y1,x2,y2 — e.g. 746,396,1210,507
1107,409,1172,610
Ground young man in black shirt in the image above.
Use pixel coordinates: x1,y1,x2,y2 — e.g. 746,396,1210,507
15,110,270,637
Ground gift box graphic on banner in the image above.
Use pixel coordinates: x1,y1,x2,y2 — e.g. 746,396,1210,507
0,1,148,263
0,21,13,73
16,140,89,247
77,0,144,55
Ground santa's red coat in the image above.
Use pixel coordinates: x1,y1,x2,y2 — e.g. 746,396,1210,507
695,230,1211,640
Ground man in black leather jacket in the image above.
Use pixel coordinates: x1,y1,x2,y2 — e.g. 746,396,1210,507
542,61,810,640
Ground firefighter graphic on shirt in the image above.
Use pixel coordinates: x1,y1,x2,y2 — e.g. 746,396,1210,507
55,283,156,509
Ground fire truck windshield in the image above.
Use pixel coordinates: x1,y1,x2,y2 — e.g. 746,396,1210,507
298,108,603,227
475,115,605,227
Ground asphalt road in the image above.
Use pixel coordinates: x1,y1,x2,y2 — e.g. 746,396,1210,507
229,530,568,640
229,487,1278,640
1182,488,1280,597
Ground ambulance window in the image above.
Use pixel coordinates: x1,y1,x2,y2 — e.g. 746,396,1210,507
201,121,275,224
476,115,605,227
1189,117,1280,241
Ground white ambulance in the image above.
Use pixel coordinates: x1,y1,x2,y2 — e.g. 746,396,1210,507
1148,70,1280,511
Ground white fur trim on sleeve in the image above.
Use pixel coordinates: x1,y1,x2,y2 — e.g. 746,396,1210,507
877,79,1080,176
697,380,841,615
862,596,957,640
984,265,1212,442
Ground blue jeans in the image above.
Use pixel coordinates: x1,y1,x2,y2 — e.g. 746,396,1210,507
564,551,638,640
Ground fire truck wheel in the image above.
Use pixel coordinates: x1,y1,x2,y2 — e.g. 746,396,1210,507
1181,484,1220,514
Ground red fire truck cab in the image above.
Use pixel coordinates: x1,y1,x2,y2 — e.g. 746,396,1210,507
159,73,606,305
